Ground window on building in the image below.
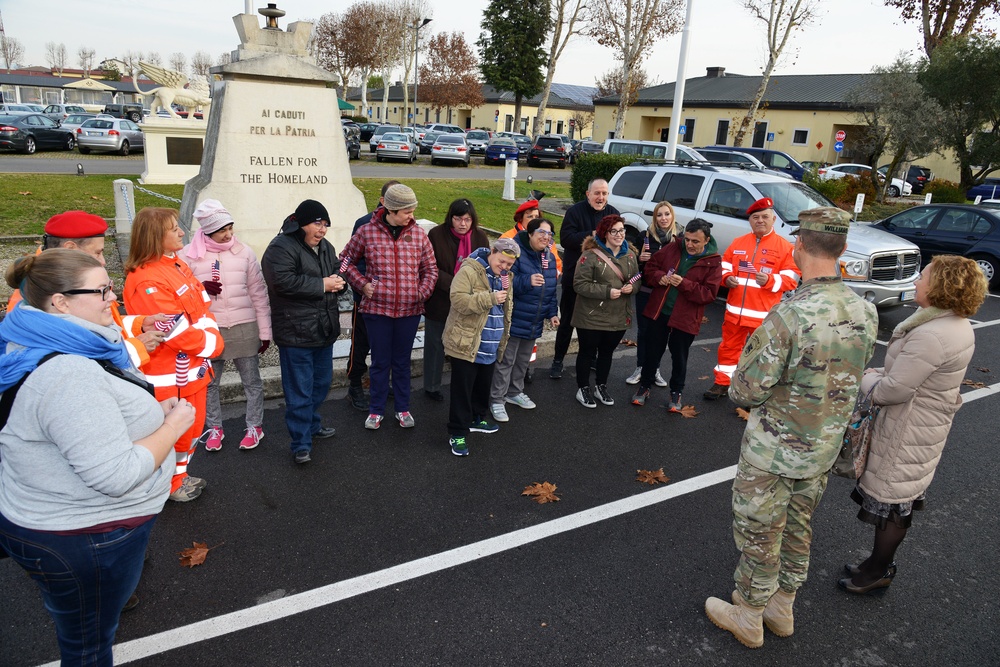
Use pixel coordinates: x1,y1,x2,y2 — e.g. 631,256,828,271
556,120,564,134
792,129,808,145
0,85,15,103
683,118,695,143
545,119,552,133
715,120,729,145
752,121,768,148
19,86,42,104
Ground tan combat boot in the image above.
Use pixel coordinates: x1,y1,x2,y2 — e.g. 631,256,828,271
705,590,764,648
759,588,795,637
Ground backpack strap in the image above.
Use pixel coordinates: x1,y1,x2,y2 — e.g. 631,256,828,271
0,352,63,432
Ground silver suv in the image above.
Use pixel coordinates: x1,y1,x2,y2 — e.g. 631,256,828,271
607,161,920,308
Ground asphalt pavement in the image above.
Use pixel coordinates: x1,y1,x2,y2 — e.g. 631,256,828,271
3,294,999,667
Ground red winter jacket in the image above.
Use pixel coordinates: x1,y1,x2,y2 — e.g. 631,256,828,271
642,236,723,336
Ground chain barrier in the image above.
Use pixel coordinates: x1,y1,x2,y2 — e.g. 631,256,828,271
132,182,183,204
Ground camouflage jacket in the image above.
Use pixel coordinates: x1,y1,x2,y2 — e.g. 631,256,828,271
729,276,878,478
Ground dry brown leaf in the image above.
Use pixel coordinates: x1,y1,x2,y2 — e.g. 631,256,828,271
698,375,710,381
701,316,709,324
178,541,223,568
977,367,991,373
701,347,711,353
736,408,750,421
962,379,986,389
17,191,31,195
636,468,670,485
522,481,560,504
620,338,637,347
678,405,699,418
90,196,101,200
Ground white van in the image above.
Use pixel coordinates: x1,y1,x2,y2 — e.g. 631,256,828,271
603,139,704,162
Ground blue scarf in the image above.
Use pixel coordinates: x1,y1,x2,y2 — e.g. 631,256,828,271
596,236,630,258
0,306,132,392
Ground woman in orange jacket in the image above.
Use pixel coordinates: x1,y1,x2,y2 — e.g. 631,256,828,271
123,207,224,502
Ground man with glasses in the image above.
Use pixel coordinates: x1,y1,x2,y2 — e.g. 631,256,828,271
261,200,347,465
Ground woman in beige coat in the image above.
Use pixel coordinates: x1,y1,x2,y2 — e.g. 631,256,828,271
840,255,987,594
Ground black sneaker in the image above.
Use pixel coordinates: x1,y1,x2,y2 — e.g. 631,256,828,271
313,427,336,439
703,383,729,401
348,385,369,411
576,386,597,408
595,384,614,406
631,386,650,406
549,359,563,379
294,449,312,464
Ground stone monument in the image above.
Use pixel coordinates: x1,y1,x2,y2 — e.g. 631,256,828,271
178,3,366,256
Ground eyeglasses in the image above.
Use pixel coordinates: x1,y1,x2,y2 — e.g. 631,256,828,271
63,282,114,301
608,228,626,236
453,215,474,223
534,230,554,238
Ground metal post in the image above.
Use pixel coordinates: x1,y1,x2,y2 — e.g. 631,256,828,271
413,18,431,125
666,0,694,161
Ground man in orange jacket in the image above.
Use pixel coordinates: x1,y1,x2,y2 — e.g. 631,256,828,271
704,197,800,400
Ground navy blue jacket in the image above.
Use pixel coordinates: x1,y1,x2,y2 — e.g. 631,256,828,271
510,231,559,339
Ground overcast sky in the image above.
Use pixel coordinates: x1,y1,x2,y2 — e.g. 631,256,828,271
4,0,994,87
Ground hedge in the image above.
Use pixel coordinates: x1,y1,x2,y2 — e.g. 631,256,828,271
570,153,637,202
925,179,967,203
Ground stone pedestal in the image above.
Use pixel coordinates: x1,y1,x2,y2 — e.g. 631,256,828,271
178,14,366,258
139,118,208,185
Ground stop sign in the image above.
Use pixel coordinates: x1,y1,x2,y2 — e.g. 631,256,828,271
835,130,847,142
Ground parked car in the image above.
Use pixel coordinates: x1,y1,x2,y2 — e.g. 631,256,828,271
871,204,1000,287
59,113,98,135
368,124,401,153
606,161,921,308
425,122,465,135
0,103,34,115
103,103,144,123
501,133,532,156
526,134,568,168
576,141,604,156
43,103,88,122
604,138,705,163
818,163,912,196
430,133,470,166
966,177,1000,201
376,132,418,163
22,104,46,113
344,127,361,160
484,137,518,165
696,147,792,179
877,164,933,194
0,113,76,153
699,145,805,180
465,129,491,154
75,118,144,155
358,122,379,142
419,131,441,155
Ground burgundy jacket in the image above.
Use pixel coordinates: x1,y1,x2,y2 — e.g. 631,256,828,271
641,236,722,335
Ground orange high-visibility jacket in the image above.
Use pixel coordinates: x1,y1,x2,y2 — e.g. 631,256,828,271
720,229,799,328
123,254,223,400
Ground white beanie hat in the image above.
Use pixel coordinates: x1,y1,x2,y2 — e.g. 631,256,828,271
193,199,235,234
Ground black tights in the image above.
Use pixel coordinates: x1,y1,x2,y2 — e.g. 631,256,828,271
855,521,908,585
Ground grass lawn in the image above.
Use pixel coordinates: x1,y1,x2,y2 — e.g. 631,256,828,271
0,175,570,237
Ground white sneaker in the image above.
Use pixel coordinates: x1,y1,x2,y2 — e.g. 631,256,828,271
505,393,536,409
626,367,643,385
490,403,509,422
654,370,668,387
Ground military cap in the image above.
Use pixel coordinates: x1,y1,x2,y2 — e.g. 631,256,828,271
746,197,774,215
793,207,851,236
44,210,108,238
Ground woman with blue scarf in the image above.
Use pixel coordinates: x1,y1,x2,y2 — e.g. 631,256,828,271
572,215,639,408
0,249,195,666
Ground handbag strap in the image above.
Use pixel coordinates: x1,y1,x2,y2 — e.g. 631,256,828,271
588,247,625,283
0,352,63,431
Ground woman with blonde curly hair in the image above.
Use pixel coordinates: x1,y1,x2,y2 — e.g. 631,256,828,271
839,255,987,594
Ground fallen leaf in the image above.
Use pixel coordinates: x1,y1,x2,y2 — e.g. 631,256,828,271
678,405,699,418
977,367,990,373
698,375,710,381
522,481,560,504
541,622,548,627
736,408,750,421
621,338,637,347
636,468,670,485
701,316,709,324
90,196,101,200
17,191,31,195
962,379,986,389
178,541,223,568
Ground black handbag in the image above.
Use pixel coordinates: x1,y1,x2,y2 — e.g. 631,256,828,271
832,384,880,479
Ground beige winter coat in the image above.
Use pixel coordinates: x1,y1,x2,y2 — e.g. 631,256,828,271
858,307,974,503
442,255,513,363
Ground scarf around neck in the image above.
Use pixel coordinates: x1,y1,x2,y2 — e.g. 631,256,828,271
451,226,473,274
186,229,237,260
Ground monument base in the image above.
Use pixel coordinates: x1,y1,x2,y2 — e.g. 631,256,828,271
139,118,209,185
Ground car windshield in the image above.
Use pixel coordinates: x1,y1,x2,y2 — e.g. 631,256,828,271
437,135,465,145
381,133,408,141
423,132,439,142
375,126,399,134
82,120,114,129
66,115,92,123
755,181,835,224
467,131,488,140
490,139,515,147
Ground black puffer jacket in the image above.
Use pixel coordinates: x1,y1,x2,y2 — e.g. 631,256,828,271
261,216,345,348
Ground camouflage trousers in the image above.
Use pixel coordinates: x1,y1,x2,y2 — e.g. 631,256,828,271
731,457,829,607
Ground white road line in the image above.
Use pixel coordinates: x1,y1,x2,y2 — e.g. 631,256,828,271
971,319,1000,330
960,381,1000,401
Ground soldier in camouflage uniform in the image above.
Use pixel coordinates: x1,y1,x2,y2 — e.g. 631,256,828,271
705,207,878,648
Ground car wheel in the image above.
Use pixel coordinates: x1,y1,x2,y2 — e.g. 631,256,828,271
128,112,141,122
558,161,566,169
119,140,130,157
79,146,91,155
65,135,75,151
23,136,36,155
888,185,900,197
972,254,1000,288
462,159,469,167
370,146,376,153
376,155,383,162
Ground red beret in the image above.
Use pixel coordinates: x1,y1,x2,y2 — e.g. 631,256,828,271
45,211,108,238
746,197,774,216
514,199,540,220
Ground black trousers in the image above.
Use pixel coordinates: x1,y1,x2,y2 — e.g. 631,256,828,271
346,301,369,387
576,328,625,388
447,357,495,436
639,314,696,392
553,283,577,362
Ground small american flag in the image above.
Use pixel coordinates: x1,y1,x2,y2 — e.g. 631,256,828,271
500,271,510,290
339,256,350,273
643,237,650,252
541,252,549,270
738,260,757,274
628,273,642,284
211,260,221,283
196,359,210,380
175,353,189,387
153,317,174,333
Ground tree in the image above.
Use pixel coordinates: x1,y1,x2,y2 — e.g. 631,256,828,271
0,35,24,73
45,42,68,77
919,34,1000,189
169,52,187,75
885,0,1000,57
217,52,232,67
533,0,588,137
733,0,819,146
100,61,122,82
588,0,684,136
418,32,485,120
120,50,144,77
479,0,550,134
570,109,594,137
368,74,385,90
191,51,213,77
595,66,651,106
146,52,163,67
78,47,96,77
313,11,359,99
397,0,433,125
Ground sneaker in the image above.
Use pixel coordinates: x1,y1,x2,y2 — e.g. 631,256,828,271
313,426,336,439
348,385,369,411
595,384,614,406
122,594,140,612
450,435,469,456
294,449,311,464
239,426,264,450
396,411,415,428
469,418,500,433
631,386,650,406
626,367,643,385
187,476,207,490
654,370,668,387
204,426,223,452
168,477,202,502
491,403,510,422
365,413,383,430
668,392,683,412
549,359,563,380
703,383,729,401
505,393,536,409
576,386,597,408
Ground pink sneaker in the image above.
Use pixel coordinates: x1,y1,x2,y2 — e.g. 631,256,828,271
239,426,264,450
204,426,223,451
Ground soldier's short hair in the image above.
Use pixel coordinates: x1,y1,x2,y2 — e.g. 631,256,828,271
797,229,846,259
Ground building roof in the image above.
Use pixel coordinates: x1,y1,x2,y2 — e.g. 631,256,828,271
347,82,597,111
0,71,157,95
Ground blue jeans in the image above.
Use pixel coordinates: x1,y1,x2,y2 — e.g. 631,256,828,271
363,313,420,415
278,344,334,454
0,511,154,666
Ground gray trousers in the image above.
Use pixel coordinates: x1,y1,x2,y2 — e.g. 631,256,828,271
423,318,446,392
490,336,535,405
205,356,265,430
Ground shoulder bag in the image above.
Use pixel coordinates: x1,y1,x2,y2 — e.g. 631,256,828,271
832,383,881,479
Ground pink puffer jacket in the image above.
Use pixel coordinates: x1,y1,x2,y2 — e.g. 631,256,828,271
181,239,272,339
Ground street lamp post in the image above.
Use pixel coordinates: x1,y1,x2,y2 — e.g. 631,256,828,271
413,18,432,125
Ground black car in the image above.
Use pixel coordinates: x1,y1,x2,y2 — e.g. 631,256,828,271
872,204,1000,286
419,131,440,155
526,134,568,168
878,164,933,194
358,122,379,142
576,141,604,156
103,103,143,123
0,113,76,154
